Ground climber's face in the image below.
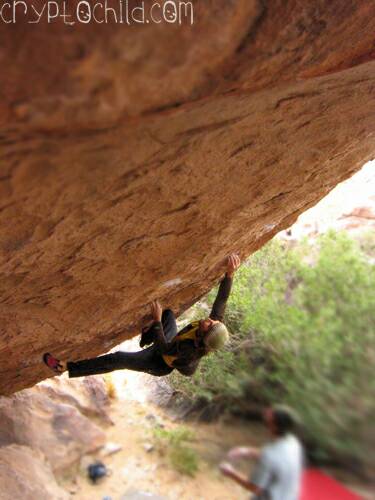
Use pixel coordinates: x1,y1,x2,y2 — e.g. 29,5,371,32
199,318,219,333
263,407,278,435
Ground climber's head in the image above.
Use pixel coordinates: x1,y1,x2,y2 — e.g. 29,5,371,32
200,319,229,351
263,405,300,437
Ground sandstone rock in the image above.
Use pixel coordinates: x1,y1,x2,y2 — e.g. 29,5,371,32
143,377,175,408
339,206,375,232
0,1,375,394
121,491,167,500
100,441,123,456
0,383,106,472
345,207,375,220
38,375,112,425
142,442,155,453
0,444,68,500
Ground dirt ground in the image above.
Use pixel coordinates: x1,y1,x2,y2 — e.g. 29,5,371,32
61,363,267,499
60,347,374,500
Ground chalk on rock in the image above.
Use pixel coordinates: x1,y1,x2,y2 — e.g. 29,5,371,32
121,491,167,500
101,442,123,456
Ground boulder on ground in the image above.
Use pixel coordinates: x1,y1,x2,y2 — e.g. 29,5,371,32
38,375,112,425
0,381,106,472
0,444,68,500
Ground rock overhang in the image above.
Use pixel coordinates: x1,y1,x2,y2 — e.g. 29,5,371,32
0,0,374,394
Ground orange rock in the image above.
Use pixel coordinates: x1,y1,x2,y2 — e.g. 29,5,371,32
0,1,375,394
0,380,106,471
0,444,68,500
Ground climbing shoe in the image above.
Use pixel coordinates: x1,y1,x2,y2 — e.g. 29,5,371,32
43,353,64,373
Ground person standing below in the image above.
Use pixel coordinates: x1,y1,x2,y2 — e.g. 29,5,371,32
220,405,304,500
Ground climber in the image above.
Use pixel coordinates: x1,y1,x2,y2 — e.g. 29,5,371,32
43,253,241,378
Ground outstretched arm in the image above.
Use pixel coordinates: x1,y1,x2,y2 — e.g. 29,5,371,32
210,254,241,321
227,446,261,461
219,462,262,495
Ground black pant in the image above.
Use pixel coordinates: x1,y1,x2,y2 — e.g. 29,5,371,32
67,310,177,378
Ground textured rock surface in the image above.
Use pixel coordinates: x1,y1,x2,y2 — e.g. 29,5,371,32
0,1,375,394
0,379,106,471
0,445,68,500
38,374,112,424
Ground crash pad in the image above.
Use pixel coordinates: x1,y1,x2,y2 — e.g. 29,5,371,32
300,468,362,500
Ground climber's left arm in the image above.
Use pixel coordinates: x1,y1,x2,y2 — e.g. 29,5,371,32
209,254,240,321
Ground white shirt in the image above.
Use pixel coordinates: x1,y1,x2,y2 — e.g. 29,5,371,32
251,433,303,500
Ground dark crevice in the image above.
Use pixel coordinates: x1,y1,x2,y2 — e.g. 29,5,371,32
164,199,197,216
236,0,267,54
229,141,254,159
274,91,321,109
120,235,148,252
141,100,184,116
296,120,313,130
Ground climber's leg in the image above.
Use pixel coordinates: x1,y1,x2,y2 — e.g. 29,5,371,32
66,347,173,378
140,308,178,347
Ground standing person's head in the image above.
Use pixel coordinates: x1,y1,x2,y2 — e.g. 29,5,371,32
199,318,229,352
263,405,300,437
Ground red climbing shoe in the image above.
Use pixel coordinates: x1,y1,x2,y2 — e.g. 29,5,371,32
43,353,64,373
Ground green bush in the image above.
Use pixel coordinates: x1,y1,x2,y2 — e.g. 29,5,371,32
170,231,375,469
153,426,199,476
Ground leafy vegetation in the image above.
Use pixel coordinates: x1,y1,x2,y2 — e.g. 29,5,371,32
170,231,375,470
153,426,199,476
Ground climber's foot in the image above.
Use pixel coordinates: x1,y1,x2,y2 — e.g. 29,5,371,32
43,353,66,374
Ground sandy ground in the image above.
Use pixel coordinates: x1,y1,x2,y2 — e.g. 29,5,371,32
60,343,374,500
60,359,268,500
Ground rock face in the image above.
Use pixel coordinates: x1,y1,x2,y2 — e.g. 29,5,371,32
0,445,68,500
0,377,108,472
38,375,113,425
340,205,375,232
0,1,374,394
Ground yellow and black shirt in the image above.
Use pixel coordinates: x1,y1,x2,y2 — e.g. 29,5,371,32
153,275,232,374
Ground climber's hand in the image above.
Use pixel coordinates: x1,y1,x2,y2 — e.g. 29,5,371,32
150,300,162,322
226,253,241,277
